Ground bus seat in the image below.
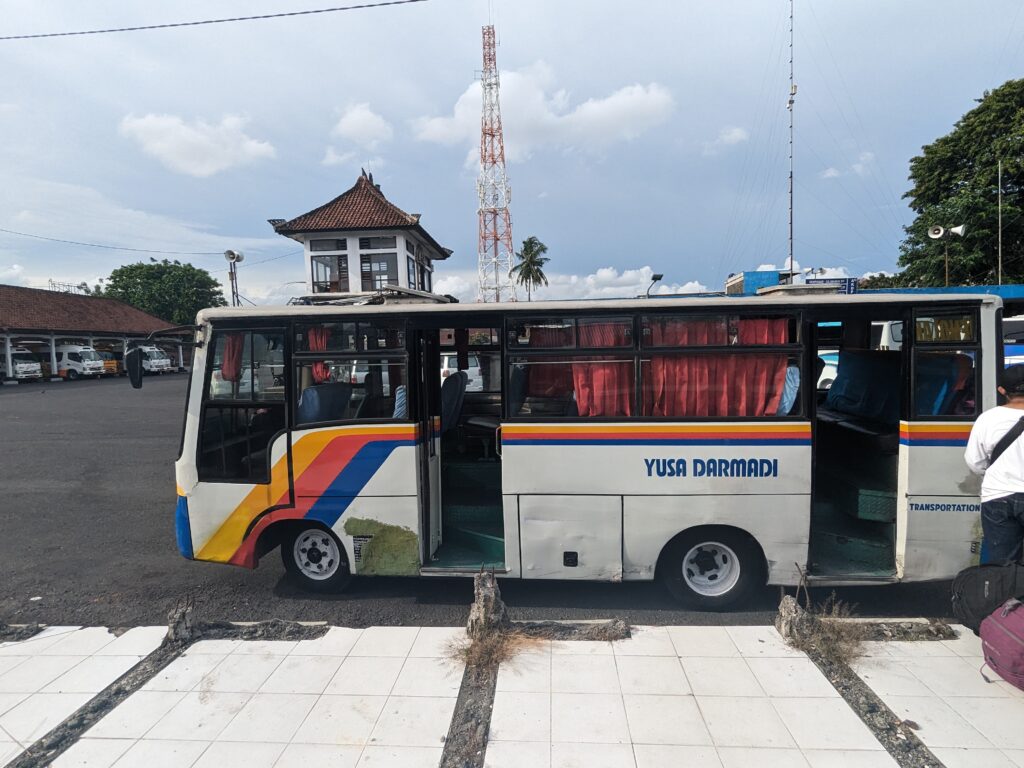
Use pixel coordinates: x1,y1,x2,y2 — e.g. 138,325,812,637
441,370,467,433
297,382,352,424
777,364,801,415
355,370,384,419
823,349,900,425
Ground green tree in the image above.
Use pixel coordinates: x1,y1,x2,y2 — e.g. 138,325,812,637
510,236,550,301
897,78,1024,286
102,258,227,325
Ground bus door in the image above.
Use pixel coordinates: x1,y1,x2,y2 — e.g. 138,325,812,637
808,312,903,579
416,323,510,572
897,306,987,580
414,329,442,562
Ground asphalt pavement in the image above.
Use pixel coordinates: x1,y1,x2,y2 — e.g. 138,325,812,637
0,375,956,627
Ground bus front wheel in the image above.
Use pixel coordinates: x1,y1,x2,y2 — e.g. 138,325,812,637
281,525,352,593
659,528,765,610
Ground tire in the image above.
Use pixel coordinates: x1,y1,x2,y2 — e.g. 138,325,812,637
281,525,353,593
658,527,765,610
66,369,79,381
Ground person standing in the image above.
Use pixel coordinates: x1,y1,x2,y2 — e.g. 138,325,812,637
965,365,1024,564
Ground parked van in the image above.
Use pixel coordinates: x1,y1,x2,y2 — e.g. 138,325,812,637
140,346,173,374
55,345,105,379
0,347,43,381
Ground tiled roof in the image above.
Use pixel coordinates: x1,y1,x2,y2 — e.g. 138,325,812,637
273,173,450,259
0,284,178,335
275,174,418,233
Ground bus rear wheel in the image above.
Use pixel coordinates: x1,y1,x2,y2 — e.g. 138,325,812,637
659,528,764,610
281,525,352,593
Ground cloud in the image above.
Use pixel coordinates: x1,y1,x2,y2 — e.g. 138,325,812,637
0,263,29,285
119,114,276,177
702,125,749,155
851,151,875,176
433,265,706,303
332,103,393,151
322,147,356,167
413,62,673,164
819,151,876,180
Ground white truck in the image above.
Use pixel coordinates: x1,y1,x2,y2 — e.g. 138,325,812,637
139,345,173,374
55,345,106,379
1,347,43,381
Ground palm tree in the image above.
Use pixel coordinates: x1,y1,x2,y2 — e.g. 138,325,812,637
510,236,550,301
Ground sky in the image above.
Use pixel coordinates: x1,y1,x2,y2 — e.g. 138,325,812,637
0,0,1021,304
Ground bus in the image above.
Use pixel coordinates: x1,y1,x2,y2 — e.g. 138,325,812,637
158,293,996,608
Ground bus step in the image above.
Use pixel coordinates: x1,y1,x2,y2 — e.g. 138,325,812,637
445,524,505,563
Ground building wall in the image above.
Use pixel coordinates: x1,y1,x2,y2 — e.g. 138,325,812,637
302,230,436,295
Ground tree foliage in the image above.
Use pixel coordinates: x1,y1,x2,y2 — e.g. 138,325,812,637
101,258,227,325
897,78,1024,286
510,236,550,301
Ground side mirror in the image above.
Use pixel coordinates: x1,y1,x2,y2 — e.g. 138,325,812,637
126,347,143,389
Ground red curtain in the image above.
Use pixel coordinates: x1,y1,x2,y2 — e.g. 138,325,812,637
645,318,788,417
220,333,245,383
308,327,331,383
572,323,634,417
526,326,573,397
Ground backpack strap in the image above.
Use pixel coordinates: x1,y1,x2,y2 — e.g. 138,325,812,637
990,416,1024,466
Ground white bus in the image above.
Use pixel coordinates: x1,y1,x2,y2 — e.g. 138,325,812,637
1,347,43,381
160,293,994,608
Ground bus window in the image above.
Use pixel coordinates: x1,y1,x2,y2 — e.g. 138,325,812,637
913,350,977,417
508,316,632,349
295,357,408,425
199,330,286,482
295,320,405,353
508,354,635,418
915,313,975,343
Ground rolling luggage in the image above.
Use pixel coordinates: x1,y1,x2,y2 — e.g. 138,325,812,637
951,563,1024,634
981,598,1024,692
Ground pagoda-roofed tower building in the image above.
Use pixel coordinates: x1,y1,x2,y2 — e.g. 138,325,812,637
271,170,451,297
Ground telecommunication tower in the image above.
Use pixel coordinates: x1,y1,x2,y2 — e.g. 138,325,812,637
476,24,516,302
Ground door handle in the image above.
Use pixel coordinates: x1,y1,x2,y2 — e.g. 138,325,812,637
495,425,502,458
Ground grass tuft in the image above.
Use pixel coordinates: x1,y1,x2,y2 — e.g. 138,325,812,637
788,592,867,666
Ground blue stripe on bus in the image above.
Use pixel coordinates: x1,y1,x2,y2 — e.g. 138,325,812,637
899,439,968,447
303,439,414,527
175,495,194,560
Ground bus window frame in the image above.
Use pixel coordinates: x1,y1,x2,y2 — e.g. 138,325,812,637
197,324,290,485
291,316,412,430
502,309,805,422
908,304,982,422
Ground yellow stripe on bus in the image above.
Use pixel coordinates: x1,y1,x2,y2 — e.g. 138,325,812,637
194,424,417,563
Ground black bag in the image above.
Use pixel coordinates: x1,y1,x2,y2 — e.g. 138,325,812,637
952,563,1024,634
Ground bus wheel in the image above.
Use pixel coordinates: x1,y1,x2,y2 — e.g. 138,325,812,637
659,528,764,610
281,525,352,593
66,369,79,381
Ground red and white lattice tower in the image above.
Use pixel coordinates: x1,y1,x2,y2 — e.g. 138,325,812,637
476,24,517,302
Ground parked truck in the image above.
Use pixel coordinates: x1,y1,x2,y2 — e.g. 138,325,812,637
0,347,43,381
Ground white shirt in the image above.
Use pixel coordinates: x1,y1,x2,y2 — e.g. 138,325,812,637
965,405,1024,502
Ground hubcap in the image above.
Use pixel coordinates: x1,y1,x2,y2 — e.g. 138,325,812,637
293,530,342,581
682,541,741,597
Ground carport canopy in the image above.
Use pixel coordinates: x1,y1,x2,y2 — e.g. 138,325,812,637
0,284,191,381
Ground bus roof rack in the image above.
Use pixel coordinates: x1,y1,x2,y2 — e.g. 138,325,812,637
288,285,457,307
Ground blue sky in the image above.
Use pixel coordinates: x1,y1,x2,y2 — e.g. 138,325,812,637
0,0,1021,302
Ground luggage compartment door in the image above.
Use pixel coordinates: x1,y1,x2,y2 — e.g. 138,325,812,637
518,495,622,580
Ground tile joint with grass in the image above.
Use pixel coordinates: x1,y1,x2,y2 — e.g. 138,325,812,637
439,572,629,768
5,597,328,767
777,593,952,768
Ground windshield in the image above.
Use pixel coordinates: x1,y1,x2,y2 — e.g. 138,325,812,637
147,350,168,360
80,350,101,362
12,353,36,364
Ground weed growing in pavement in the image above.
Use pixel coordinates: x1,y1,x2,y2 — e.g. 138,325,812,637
789,592,868,666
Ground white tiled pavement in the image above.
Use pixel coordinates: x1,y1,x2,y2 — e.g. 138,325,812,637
4,622,1021,768
486,625,896,768
0,626,166,764
48,626,465,768
853,624,1024,768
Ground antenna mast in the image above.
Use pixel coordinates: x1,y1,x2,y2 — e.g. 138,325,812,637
787,0,796,280
477,24,516,302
